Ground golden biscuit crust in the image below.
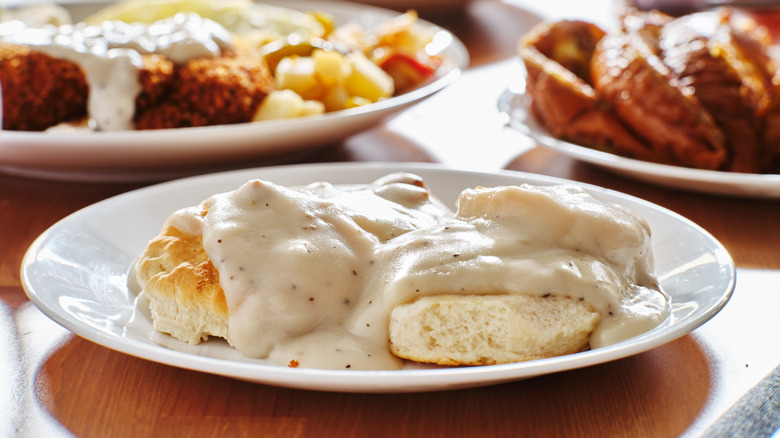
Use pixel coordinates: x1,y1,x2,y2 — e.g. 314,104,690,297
136,225,229,344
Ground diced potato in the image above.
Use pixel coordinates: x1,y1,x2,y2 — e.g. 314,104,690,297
274,56,321,100
312,49,349,87
345,52,394,102
253,90,324,121
321,84,350,112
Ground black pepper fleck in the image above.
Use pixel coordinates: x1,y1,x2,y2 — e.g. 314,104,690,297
542,293,551,298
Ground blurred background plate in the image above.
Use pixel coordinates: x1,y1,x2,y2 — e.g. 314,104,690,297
498,88,780,198
0,0,468,182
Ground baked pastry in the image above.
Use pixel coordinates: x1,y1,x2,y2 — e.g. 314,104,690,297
518,21,651,159
136,174,670,370
136,226,228,345
590,29,728,170
519,8,780,173
389,294,600,366
659,9,779,172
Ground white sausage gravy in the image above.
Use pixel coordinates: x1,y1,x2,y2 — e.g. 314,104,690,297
153,173,670,370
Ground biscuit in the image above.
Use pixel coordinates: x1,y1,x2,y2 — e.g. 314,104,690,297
389,294,600,366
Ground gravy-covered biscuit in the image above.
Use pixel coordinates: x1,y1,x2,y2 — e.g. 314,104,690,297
135,174,671,370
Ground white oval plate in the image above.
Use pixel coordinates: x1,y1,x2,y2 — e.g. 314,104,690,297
21,162,735,393
498,88,780,198
0,0,468,182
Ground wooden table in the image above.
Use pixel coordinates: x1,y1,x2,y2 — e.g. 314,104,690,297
2,1,780,436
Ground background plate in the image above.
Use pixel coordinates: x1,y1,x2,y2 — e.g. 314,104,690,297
498,88,780,198
21,162,735,393
0,0,468,181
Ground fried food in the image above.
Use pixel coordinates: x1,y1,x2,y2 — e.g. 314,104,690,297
0,42,272,131
519,21,651,159
134,48,274,129
0,43,175,131
1,1,443,132
519,8,780,173
659,9,778,172
764,74,780,164
591,30,728,170
0,43,88,131
521,19,604,81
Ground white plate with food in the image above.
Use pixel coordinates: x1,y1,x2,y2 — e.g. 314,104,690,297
504,10,780,198
498,88,780,198
21,162,734,393
0,0,468,181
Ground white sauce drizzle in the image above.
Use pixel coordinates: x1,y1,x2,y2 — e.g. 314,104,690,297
160,173,671,370
0,13,232,130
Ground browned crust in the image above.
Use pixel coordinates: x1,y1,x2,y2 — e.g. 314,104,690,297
134,49,274,129
519,9,780,173
0,43,89,131
136,225,228,318
0,43,272,131
520,20,605,82
135,53,176,114
519,21,651,160
591,31,728,170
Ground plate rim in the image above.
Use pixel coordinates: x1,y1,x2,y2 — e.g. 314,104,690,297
20,162,737,392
